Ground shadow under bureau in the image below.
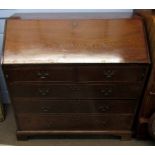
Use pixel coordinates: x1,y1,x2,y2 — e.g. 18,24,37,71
2,18,150,140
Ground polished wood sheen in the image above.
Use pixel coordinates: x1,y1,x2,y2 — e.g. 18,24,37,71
3,19,149,64
3,18,150,140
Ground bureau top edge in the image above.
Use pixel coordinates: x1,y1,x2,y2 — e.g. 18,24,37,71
3,18,150,64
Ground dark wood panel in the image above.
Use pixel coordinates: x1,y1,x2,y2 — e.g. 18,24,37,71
9,83,142,99
13,99,137,114
17,114,134,131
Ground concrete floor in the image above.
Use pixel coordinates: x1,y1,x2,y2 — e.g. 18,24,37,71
0,105,155,146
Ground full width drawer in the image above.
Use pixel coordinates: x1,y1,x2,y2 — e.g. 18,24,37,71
9,83,142,99
17,114,134,131
4,64,147,83
13,99,137,114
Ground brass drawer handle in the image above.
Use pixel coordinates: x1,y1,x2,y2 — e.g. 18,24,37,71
100,88,112,96
38,88,49,96
104,70,115,78
37,71,49,79
41,106,50,112
98,105,111,113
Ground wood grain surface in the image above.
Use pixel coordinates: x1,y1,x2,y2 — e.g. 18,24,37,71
3,19,149,64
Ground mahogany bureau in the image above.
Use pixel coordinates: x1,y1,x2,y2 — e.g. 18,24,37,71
2,18,150,140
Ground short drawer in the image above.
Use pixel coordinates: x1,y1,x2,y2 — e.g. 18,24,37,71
17,114,134,131
10,83,142,99
13,99,137,114
78,65,147,82
4,64,148,83
4,65,76,82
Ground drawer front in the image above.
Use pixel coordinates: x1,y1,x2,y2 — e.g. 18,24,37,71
17,114,134,131
13,99,137,114
78,66,147,82
4,66,76,82
10,83,141,99
4,64,147,83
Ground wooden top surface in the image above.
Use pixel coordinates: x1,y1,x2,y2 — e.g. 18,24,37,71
3,18,150,64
